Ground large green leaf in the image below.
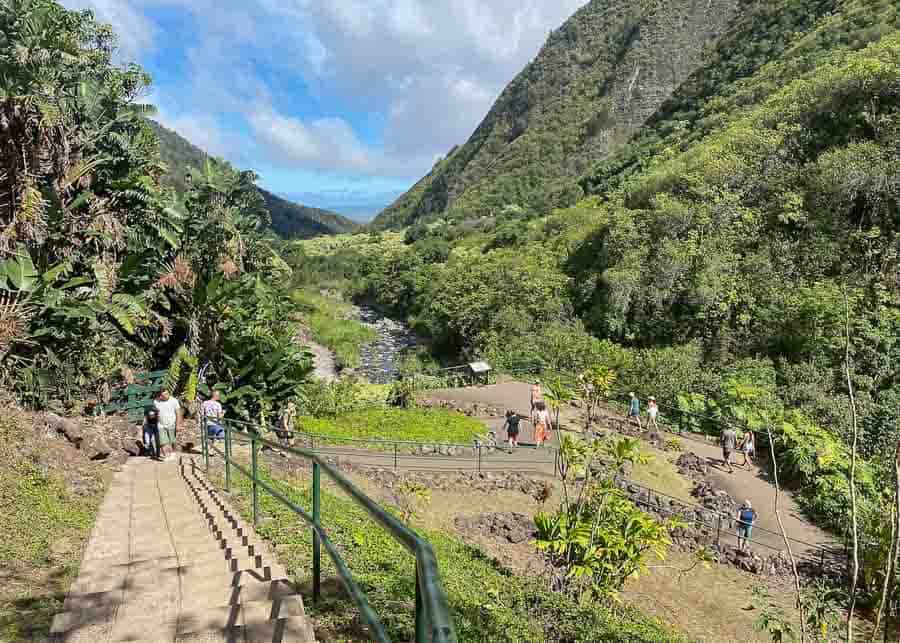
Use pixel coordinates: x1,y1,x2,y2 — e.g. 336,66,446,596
4,253,39,292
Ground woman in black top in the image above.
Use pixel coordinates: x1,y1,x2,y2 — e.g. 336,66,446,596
503,410,521,452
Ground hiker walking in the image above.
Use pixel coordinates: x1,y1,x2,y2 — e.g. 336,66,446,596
502,410,521,453
533,401,552,447
278,400,297,446
739,430,755,468
736,501,757,550
154,387,182,462
530,380,543,421
142,404,161,459
627,392,642,431
201,390,225,440
647,396,661,446
721,426,737,474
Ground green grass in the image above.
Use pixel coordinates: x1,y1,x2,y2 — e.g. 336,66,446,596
630,446,695,504
291,289,377,369
219,467,684,642
298,408,484,448
0,415,105,642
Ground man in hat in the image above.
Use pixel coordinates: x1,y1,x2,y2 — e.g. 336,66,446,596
737,501,758,550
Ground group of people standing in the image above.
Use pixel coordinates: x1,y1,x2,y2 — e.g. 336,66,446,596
498,380,554,453
142,387,299,461
142,387,183,461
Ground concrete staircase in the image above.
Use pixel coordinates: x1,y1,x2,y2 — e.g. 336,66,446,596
50,456,316,642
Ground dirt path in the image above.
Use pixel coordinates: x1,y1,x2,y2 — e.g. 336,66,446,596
307,340,337,381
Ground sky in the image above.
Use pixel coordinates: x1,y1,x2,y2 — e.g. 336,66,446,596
61,0,588,220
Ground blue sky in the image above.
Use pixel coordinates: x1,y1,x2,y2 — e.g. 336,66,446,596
61,0,588,220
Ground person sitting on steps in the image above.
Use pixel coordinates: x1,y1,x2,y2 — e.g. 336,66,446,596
201,390,225,440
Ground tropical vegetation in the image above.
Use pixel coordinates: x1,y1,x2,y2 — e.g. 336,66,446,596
0,0,311,421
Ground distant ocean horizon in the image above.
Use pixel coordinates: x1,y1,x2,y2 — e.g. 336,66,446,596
279,191,403,223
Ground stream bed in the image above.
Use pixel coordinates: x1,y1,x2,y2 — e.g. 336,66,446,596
355,305,418,384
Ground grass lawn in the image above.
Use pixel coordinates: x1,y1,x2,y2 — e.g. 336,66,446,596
217,465,684,643
297,408,484,449
630,446,695,504
291,289,377,369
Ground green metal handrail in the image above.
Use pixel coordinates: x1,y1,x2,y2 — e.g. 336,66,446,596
199,417,457,643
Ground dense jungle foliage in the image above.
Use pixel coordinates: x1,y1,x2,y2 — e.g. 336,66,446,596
149,121,358,239
294,0,900,606
0,0,313,421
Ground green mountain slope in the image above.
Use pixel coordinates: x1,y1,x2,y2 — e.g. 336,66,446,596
149,120,358,238
298,0,900,540
373,0,745,229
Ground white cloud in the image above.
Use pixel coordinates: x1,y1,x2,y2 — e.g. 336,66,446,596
62,0,157,60
248,106,372,172
60,0,590,186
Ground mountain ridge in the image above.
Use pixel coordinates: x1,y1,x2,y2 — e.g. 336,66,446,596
373,0,743,229
148,120,358,238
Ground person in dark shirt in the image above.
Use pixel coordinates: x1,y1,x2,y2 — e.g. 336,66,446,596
502,410,521,453
143,405,160,460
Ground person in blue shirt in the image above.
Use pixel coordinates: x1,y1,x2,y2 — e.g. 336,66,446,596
627,392,642,430
737,501,758,550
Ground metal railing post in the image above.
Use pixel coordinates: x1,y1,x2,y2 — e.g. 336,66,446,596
200,415,208,470
394,443,399,470
716,514,722,547
224,421,232,492
251,431,259,527
415,567,426,643
312,461,321,604
477,445,482,474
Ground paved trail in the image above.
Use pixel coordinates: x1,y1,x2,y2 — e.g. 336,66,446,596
51,457,315,642
420,381,835,555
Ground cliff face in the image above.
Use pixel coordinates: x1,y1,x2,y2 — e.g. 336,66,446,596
373,0,743,229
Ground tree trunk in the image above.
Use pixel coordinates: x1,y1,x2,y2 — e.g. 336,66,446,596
845,290,860,641
767,426,806,642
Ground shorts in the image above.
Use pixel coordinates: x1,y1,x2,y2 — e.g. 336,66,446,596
737,524,753,539
158,426,176,447
723,448,733,463
507,427,520,438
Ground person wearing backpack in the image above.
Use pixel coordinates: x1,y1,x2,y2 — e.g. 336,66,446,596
736,501,758,551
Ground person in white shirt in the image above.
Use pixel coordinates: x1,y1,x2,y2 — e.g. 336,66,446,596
154,388,182,462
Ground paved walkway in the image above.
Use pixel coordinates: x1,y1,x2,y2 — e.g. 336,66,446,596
51,457,315,642
420,381,835,554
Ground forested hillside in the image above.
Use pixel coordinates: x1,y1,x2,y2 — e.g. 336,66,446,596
149,121,358,239
373,0,744,229
296,0,900,578
0,1,312,420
